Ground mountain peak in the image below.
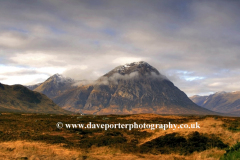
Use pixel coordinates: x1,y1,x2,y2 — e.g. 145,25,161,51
34,73,76,99
123,61,150,67
52,73,65,79
104,61,161,78
53,73,62,77
215,91,227,95
48,74,74,83
116,61,153,71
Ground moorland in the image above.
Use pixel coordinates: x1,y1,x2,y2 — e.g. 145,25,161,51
0,113,240,160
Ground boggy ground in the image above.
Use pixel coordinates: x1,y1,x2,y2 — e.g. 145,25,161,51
0,113,240,160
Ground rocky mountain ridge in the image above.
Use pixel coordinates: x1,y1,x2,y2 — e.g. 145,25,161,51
190,91,240,115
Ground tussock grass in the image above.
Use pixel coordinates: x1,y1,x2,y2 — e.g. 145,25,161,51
0,141,82,160
0,113,240,159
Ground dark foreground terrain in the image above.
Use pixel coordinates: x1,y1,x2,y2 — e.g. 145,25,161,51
0,113,240,160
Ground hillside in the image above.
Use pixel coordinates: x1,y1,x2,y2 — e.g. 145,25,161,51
0,83,70,114
26,83,42,90
190,95,208,107
190,91,240,115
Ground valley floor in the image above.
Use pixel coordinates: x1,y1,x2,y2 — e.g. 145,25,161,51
0,141,226,160
0,113,240,160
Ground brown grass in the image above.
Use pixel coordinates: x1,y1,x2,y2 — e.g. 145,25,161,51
0,141,82,160
138,117,240,147
0,114,239,159
117,114,184,120
0,141,226,160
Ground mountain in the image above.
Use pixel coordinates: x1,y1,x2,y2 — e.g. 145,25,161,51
26,83,42,90
33,74,76,99
190,95,208,107
0,83,70,114
190,91,240,115
53,61,214,115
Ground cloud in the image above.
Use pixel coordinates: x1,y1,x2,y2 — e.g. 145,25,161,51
0,64,66,85
63,66,100,81
0,0,239,96
112,57,144,65
96,70,168,86
0,32,28,48
96,72,139,85
10,53,57,66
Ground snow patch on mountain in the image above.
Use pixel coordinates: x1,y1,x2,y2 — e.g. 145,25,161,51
51,74,75,84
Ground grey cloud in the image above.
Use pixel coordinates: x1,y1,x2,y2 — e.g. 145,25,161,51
72,80,95,87
0,0,240,96
96,71,168,86
1,70,38,76
63,67,100,81
109,72,139,82
96,72,139,85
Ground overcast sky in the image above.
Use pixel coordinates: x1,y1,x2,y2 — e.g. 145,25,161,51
0,0,240,96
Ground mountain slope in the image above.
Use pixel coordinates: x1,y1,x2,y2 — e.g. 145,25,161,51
53,61,214,115
0,83,70,114
190,95,208,107
190,91,240,115
26,83,42,90
34,74,76,99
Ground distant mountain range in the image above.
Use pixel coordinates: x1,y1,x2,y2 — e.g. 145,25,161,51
190,91,240,116
29,61,215,115
3,61,239,115
0,83,70,114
